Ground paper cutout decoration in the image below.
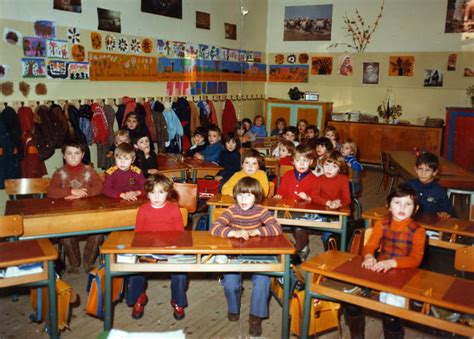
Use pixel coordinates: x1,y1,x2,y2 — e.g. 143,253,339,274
447,53,457,71
299,53,309,64
3,27,23,46
105,34,116,51
141,38,152,53
91,32,102,49
68,27,81,44
71,44,86,62
339,54,353,76
19,81,30,97
118,37,129,52
89,52,158,81
68,62,89,80
275,54,284,64
46,39,69,59
389,56,414,76
34,20,56,39
1,81,14,96
175,81,183,96
182,82,190,95
186,43,199,59
23,37,46,57
424,69,443,87
21,58,46,78
166,82,174,96
464,68,474,77
35,83,47,95
269,64,308,83
130,38,141,53
0,64,9,79
47,60,68,79
218,82,228,94
311,56,333,75
287,54,296,64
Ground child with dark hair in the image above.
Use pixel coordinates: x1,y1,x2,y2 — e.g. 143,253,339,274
186,127,208,157
305,124,319,149
324,125,340,151
312,137,333,177
271,117,287,136
297,119,308,143
235,121,256,148
272,126,299,157
242,118,252,132
249,115,267,137
216,132,241,187
277,140,296,167
194,125,224,163
133,134,158,178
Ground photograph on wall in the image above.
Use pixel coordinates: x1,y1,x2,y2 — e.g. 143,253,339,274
90,32,102,50
389,56,415,76
225,23,237,40
0,65,9,79
362,62,380,84
196,11,210,29
3,27,23,46
464,67,474,76
54,0,82,13
68,61,89,80
284,4,332,41
47,60,68,79
97,8,121,33
424,69,443,87
46,39,69,59
21,58,46,78
34,20,56,39
141,0,182,19
269,64,309,83
445,0,474,33
311,56,333,75
447,53,457,70
23,37,46,57
339,54,353,76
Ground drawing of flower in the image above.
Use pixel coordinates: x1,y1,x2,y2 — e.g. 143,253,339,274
287,54,296,64
118,37,128,53
275,54,284,64
141,38,152,54
91,32,102,50
130,38,141,53
105,34,116,51
68,27,80,44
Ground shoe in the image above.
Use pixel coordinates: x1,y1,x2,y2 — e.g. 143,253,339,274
249,314,263,336
170,300,185,320
298,245,310,262
131,293,148,319
228,312,240,322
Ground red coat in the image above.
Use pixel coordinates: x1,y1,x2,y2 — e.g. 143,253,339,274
276,170,317,201
221,99,237,135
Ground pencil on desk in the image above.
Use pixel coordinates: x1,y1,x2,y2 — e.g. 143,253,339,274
203,254,213,263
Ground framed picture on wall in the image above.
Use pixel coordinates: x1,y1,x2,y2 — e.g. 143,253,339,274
225,23,237,40
284,4,333,41
363,62,379,84
53,0,82,13
445,0,474,33
141,0,182,19
97,8,121,33
196,11,210,29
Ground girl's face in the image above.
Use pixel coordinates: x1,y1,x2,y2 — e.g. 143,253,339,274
316,145,328,157
255,117,263,127
126,117,138,130
279,145,290,158
242,157,259,176
136,136,150,154
236,192,256,211
325,131,336,141
243,121,251,131
298,121,307,133
284,131,295,142
194,134,205,145
63,146,84,167
236,127,245,136
389,196,415,222
225,139,237,152
323,161,340,178
306,129,315,139
277,121,285,130
341,144,353,157
148,183,169,208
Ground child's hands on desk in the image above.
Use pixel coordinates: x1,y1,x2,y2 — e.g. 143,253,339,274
326,199,341,209
194,153,204,160
296,192,311,202
437,211,451,220
66,188,88,200
362,254,396,272
228,229,261,240
120,191,141,201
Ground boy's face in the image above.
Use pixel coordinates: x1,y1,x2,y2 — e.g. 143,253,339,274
340,144,353,157
63,146,84,167
126,117,138,130
279,145,289,158
236,192,256,211
415,163,437,184
298,121,307,133
194,134,205,145
293,155,313,173
236,127,245,136
208,131,221,145
255,117,263,126
323,161,340,178
325,131,336,141
225,139,237,152
306,129,315,139
277,121,285,130
115,155,133,171
389,196,415,222
284,131,295,142
115,136,129,146
242,157,259,176
243,121,251,131
148,183,169,208
136,136,150,154
316,144,328,157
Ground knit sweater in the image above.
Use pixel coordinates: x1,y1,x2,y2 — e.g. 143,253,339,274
210,204,282,238
186,142,208,157
362,217,426,268
406,179,454,216
103,165,145,198
47,163,103,199
310,174,351,207
249,125,268,137
221,170,269,197
276,170,317,200
135,201,184,232
134,150,158,178
200,142,224,163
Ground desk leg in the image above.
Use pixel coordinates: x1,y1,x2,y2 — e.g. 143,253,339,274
47,260,58,339
301,271,312,339
341,215,348,251
191,170,197,183
282,254,290,339
181,170,187,182
208,205,214,230
104,254,112,331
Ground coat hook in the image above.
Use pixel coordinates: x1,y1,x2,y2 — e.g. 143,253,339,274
21,101,24,107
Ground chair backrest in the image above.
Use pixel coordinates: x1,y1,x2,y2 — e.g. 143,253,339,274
268,181,275,197
174,182,198,213
454,246,474,273
277,164,294,189
0,215,23,238
211,208,227,223
5,178,50,199
179,208,188,227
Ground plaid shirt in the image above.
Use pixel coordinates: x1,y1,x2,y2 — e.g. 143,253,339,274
380,217,419,258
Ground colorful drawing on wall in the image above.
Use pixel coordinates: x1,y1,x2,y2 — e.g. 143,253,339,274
89,52,157,81
225,23,237,40
97,8,121,33
0,65,9,79
284,4,332,41
47,60,68,79
287,54,296,64
311,56,333,75
23,37,46,57
175,82,183,96
105,34,116,51
253,52,262,63
130,38,141,53
363,62,379,84
157,40,172,57
71,44,86,62
445,0,474,33
207,82,217,94
157,57,186,80
196,59,220,81
424,69,443,87
118,38,129,53
67,27,81,44
141,38,153,53
91,32,102,50
186,43,199,59
220,48,239,62
198,44,219,60
166,82,173,96
68,61,89,80
21,58,46,78
220,61,243,81
190,82,201,95
218,82,228,93
201,82,207,94
464,67,474,76
299,53,309,64
339,54,353,76
269,64,308,83
196,11,210,29
3,27,23,46
47,39,69,59
389,56,414,76
244,63,267,81
141,0,182,19
447,53,457,71
54,0,82,13
34,20,56,39
274,54,284,65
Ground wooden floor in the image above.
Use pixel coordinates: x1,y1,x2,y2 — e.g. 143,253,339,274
0,169,465,338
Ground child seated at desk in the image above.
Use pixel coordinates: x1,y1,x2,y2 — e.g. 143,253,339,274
215,132,241,188
341,140,363,194
345,183,425,339
312,137,333,177
249,114,268,137
272,126,299,157
104,142,145,201
107,129,131,161
194,125,224,163
47,139,104,273
271,117,286,136
297,119,308,143
185,127,208,157
236,121,256,148
130,174,188,320
133,134,158,178
210,177,282,336
304,124,319,149
277,140,295,167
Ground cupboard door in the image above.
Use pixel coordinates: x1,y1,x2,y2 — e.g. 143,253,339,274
296,107,321,128
268,106,291,131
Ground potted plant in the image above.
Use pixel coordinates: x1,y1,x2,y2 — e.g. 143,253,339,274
467,85,474,107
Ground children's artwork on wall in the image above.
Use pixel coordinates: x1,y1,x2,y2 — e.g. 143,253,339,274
157,39,172,57
389,56,414,76
71,44,86,62
118,37,129,53
269,64,308,83
464,67,474,76
311,56,333,75
23,37,46,57
157,57,186,81
166,82,173,96
362,62,379,84
182,82,189,95
91,32,102,50
284,5,333,41
130,38,141,53
218,82,228,93
220,48,240,62
46,39,69,59
190,82,201,95
253,52,262,63
225,23,237,40
339,54,353,76
274,54,284,64
105,34,116,51
445,0,474,33
34,21,55,39
19,81,30,97
287,54,296,64
447,53,457,71
35,83,48,95
186,43,199,59
207,82,217,94
68,61,89,80
424,69,443,87
141,38,153,53
244,63,267,81
67,27,81,44
54,0,82,13
89,52,157,81
196,59,220,81
141,0,182,19
47,60,68,79
201,82,207,94
196,11,210,29
220,61,243,81
97,8,121,33
1,81,14,96
21,58,46,78
299,53,309,64
3,27,23,46
0,64,9,79
175,81,183,96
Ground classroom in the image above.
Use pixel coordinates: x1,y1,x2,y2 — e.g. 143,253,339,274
0,0,473,338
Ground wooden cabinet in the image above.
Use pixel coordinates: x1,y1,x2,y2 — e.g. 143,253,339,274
328,121,443,164
444,107,474,171
264,98,332,133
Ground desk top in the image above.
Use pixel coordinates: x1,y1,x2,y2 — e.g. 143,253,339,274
101,230,295,255
0,238,57,267
157,154,222,171
207,194,350,216
386,151,474,190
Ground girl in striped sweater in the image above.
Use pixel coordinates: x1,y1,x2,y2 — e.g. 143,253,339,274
210,177,282,336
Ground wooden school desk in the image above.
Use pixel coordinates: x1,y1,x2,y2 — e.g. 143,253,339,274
157,154,223,182
207,194,351,250
182,157,222,182
157,154,189,180
300,251,474,338
0,239,59,338
100,230,295,338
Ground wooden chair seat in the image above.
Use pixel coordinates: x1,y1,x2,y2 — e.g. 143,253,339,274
5,178,50,200
454,246,474,273
174,182,198,213
0,215,23,238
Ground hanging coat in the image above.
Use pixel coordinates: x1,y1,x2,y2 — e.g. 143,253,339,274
188,100,201,135
65,103,91,164
143,101,157,143
1,106,23,159
222,99,238,135
100,104,116,169
197,100,211,129
0,108,21,186
120,96,137,127
207,100,219,127
151,100,168,153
